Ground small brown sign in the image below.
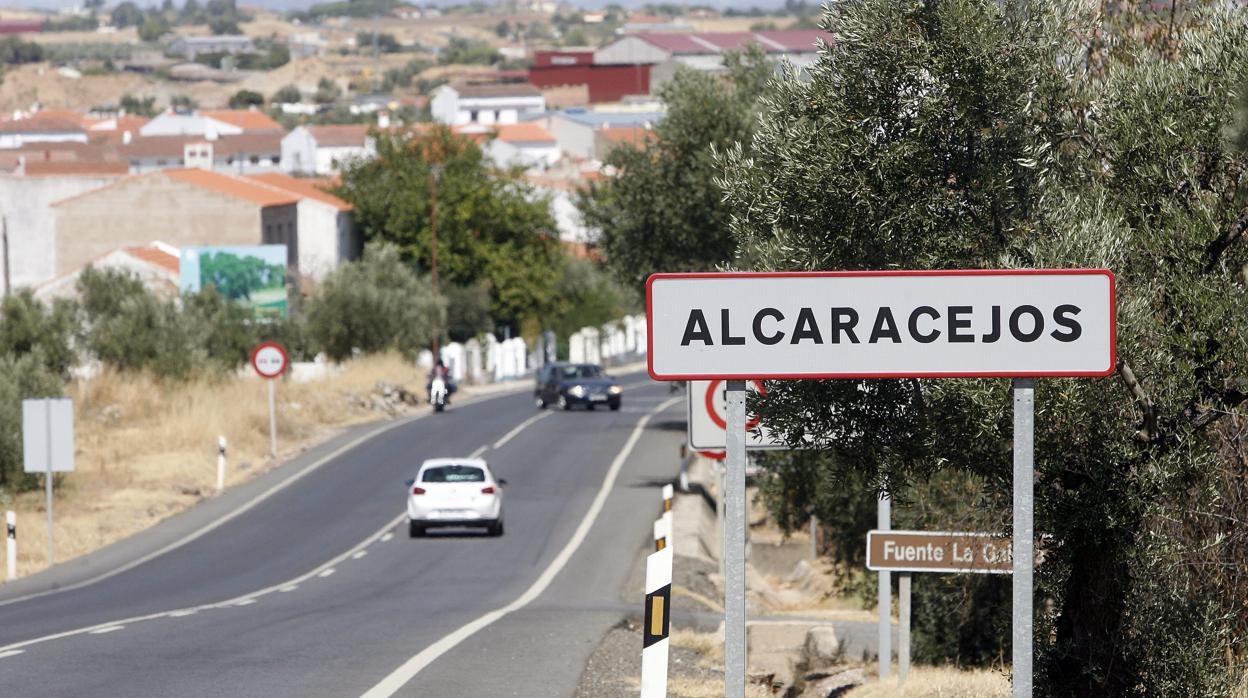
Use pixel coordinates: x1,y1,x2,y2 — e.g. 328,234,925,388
866,530,1013,574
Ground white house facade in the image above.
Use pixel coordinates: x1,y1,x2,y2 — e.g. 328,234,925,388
431,84,546,127
280,125,375,176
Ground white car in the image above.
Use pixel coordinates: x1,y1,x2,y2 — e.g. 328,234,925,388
406,458,505,537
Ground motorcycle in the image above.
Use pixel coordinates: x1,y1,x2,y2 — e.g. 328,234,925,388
430,377,448,413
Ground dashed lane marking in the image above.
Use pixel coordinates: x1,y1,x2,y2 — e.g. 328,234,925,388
360,395,683,698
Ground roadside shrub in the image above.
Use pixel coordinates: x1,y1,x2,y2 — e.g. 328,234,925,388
0,290,78,377
0,353,64,494
444,281,492,343
306,243,445,361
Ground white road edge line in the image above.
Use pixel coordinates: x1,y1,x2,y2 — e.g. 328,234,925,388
0,391,574,654
0,417,415,610
0,650,26,659
87,626,124,635
0,513,405,655
0,380,545,610
491,412,550,450
359,395,682,698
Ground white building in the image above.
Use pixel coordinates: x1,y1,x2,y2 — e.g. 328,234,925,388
34,243,181,302
120,133,283,175
246,173,360,281
280,125,375,176
430,83,546,127
168,34,256,59
139,108,283,138
0,113,89,150
485,123,560,172
0,170,128,293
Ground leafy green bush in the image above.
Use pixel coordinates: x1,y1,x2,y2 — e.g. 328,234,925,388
0,353,64,494
306,244,445,361
0,290,78,377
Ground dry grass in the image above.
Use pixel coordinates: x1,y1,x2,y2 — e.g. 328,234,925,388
624,675,771,698
671,628,723,666
3,353,425,580
845,666,1010,698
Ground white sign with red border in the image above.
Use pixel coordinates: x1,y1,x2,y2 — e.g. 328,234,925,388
687,380,783,451
251,341,289,379
647,270,1116,380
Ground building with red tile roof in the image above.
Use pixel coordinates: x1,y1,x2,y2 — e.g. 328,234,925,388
50,169,299,279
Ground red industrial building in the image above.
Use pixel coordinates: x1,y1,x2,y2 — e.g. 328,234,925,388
528,51,651,104
0,20,43,35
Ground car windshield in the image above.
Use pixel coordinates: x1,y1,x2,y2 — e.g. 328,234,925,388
421,465,486,483
559,365,603,380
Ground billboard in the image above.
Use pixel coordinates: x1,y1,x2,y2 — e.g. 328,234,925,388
180,245,289,319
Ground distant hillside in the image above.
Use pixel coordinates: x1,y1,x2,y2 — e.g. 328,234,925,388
11,0,790,13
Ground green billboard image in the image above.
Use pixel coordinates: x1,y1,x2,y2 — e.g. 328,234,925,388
180,245,289,319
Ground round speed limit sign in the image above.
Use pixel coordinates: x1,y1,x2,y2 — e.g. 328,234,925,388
251,341,289,379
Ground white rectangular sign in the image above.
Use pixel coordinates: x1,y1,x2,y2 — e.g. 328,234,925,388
687,380,784,450
22,398,75,473
647,270,1116,380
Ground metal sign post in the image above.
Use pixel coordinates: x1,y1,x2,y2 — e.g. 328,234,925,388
724,380,747,698
898,572,911,682
251,342,289,459
22,398,74,567
877,493,891,680
1013,378,1035,697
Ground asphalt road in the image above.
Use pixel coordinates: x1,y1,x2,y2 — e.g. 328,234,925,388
0,374,687,697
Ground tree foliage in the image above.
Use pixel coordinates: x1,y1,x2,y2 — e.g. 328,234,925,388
335,126,562,335
305,243,444,360
578,46,775,293
724,1,1248,692
0,290,78,377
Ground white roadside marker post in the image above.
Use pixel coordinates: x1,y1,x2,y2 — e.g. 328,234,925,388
641,546,673,698
653,517,668,552
5,511,15,581
217,435,227,493
724,380,747,698
662,483,673,513
1013,378,1035,697
878,492,891,680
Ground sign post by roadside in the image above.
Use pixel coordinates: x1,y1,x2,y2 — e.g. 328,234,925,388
868,529,1015,681
251,342,289,458
877,494,891,680
22,398,74,566
647,269,1115,697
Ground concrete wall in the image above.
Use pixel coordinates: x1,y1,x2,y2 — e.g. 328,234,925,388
280,127,316,174
0,174,125,293
52,176,268,276
593,36,669,65
294,200,356,281
541,115,596,160
314,145,371,175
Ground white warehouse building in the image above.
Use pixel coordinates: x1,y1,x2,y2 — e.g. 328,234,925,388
430,83,546,127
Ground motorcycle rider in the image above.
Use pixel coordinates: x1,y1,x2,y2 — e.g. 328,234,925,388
428,359,455,405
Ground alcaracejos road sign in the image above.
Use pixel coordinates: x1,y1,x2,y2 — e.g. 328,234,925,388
646,270,1116,380
867,530,1013,574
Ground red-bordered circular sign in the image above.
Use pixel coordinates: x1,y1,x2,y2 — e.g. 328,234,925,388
251,341,289,379
699,450,726,461
704,379,767,431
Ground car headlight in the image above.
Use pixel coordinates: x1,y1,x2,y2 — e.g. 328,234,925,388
608,385,622,395
568,385,586,398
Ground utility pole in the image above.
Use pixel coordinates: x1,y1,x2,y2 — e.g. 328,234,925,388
2,215,10,297
429,164,442,358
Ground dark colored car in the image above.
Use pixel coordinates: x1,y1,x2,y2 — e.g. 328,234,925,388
535,363,622,411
